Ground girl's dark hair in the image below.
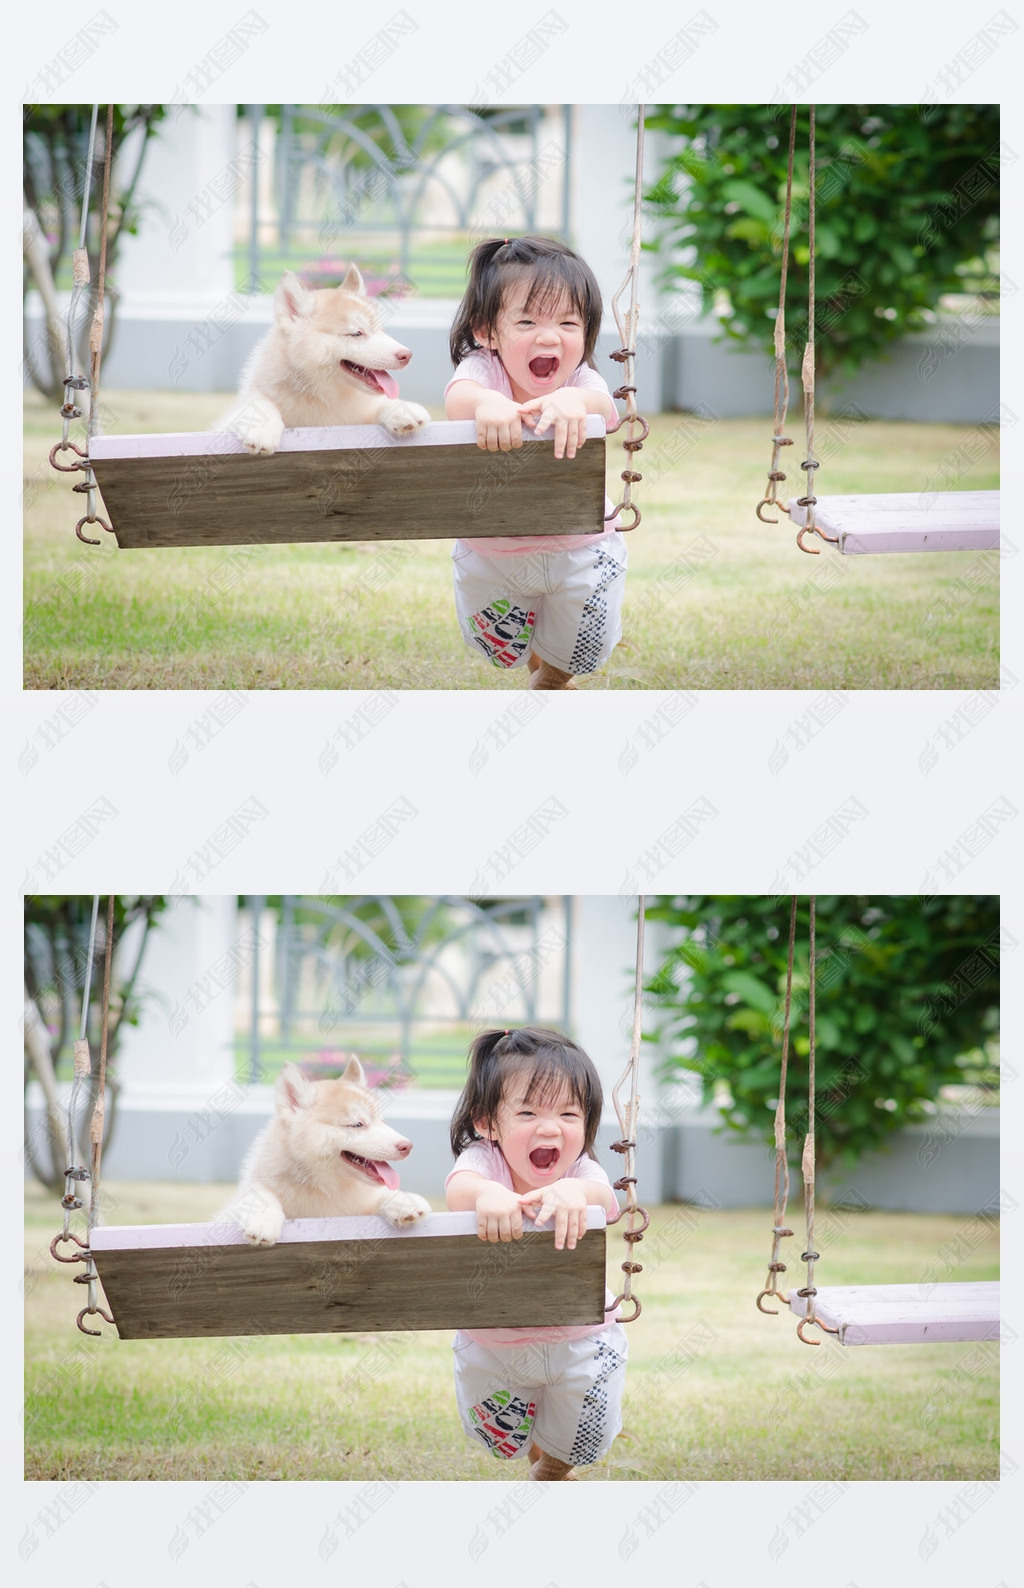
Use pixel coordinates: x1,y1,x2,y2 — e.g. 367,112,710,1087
450,1026,604,1160
449,236,603,369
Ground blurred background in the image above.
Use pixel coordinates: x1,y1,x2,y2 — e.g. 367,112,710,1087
24,894,1000,1214
24,103,999,422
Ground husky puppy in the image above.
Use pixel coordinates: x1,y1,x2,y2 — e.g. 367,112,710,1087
223,266,430,455
226,1058,431,1245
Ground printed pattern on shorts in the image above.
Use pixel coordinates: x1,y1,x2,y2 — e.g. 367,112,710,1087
568,1340,625,1465
469,600,536,668
568,548,624,675
468,1390,537,1458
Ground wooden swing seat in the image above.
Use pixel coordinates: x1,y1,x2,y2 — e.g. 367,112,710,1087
88,1208,608,1340
87,418,608,550
787,1281,999,1345
787,491,999,554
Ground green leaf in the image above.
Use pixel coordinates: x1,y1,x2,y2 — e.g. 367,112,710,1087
720,178,780,226
721,969,778,1014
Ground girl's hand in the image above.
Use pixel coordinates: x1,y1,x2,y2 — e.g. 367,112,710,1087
474,1183,525,1242
474,393,524,452
519,1180,590,1250
518,391,589,460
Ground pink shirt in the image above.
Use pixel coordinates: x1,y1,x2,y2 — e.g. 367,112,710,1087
445,349,621,556
446,1138,620,1346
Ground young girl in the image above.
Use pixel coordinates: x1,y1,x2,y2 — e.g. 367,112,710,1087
445,236,628,690
446,1027,629,1480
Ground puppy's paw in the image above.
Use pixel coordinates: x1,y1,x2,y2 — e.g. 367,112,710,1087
379,1190,431,1227
237,417,285,456
380,400,430,438
241,1209,285,1246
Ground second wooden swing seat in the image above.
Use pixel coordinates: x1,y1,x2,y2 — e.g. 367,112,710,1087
88,418,609,549
786,1281,999,1346
787,491,999,555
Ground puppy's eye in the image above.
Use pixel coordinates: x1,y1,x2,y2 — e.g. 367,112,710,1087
347,1120,365,1129
348,329,365,338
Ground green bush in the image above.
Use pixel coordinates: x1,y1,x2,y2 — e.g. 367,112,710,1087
645,895,1000,1165
645,105,1000,378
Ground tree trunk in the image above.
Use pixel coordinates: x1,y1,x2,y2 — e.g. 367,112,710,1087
24,991,67,1189
23,207,68,401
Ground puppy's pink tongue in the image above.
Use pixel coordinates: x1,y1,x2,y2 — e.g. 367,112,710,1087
373,1160,400,1189
369,370,400,399
530,1148,558,1169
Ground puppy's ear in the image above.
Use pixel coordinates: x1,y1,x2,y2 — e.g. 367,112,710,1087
276,272,312,322
276,1063,314,1112
340,1054,367,1087
339,263,366,296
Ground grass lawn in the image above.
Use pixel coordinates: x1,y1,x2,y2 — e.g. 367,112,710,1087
24,390,998,690
25,1181,998,1481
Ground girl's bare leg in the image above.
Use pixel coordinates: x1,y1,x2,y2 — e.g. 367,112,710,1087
527,654,576,690
528,1443,577,1480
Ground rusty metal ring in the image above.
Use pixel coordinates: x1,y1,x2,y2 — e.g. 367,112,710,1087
605,1202,650,1233
49,441,90,473
608,1204,650,1237
622,415,650,446
77,1306,115,1337
609,1292,642,1322
76,515,113,546
50,1232,90,1263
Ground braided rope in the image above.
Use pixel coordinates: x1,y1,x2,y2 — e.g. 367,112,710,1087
606,896,648,1321
756,895,797,1313
606,105,648,532
794,896,837,1344
756,107,797,526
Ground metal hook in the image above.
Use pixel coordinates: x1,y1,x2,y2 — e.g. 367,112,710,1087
795,526,822,554
796,1314,839,1345
756,1287,782,1315
50,1232,90,1263
609,502,641,531
76,1305,115,1337
49,440,91,473
75,515,113,546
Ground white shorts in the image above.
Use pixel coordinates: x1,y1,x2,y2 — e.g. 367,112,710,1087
451,534,628,675
452,1323,629,1467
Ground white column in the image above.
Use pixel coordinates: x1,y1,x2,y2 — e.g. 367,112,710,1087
115,105,238,311
570,106,665,410
572,896,652,1101
115,895,239,1101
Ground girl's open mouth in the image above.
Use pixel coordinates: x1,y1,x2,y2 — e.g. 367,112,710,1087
529,1147,559,1170
528,357,559,380
341,361,399,398
342,1151,399,1188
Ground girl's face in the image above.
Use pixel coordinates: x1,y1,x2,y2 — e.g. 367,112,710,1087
476,287,586,404
475,1072,587,1194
